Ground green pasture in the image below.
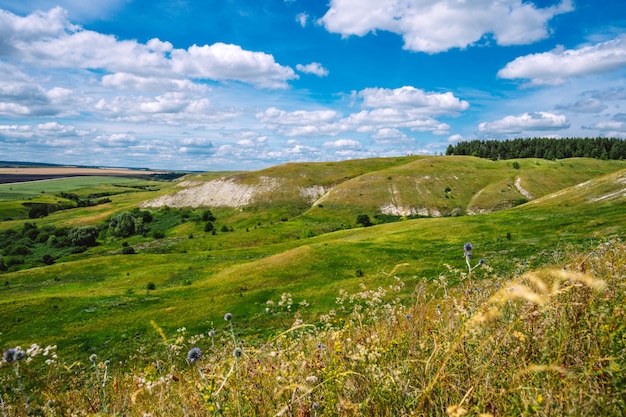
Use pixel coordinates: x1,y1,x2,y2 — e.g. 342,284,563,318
0,176,176,225
0,176,144,199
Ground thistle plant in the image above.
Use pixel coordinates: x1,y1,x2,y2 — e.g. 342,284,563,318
463,242,485,277
2,347,30,415
89,353,110,414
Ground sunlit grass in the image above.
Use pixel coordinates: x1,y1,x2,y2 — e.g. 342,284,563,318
1,239,624,416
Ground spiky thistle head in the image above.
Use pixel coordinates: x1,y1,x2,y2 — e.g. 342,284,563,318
187,347,202,363
3,348,25,363
233,347,243,358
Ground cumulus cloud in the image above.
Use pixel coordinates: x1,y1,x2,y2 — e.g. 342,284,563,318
498,35,626,85
359,86,469,114
319,0,572,53
447,134,465,143
1,8,297,89
94,133,139,147
101,73,208,93
0,61,79,117
478,112,570,134
257,107,339,125
296,62,329,77
258,86,465,138
322,138,362,148
177,137,215,155
371,128,409,141
93,93,239,124
583,117,626,138
0,122,86,153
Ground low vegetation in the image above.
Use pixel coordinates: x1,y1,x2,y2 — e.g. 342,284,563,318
1,239,623,416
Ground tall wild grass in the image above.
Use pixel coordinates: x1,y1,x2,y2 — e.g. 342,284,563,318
1,239,625,416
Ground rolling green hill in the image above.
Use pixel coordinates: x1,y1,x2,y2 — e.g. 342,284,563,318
0,156,625,362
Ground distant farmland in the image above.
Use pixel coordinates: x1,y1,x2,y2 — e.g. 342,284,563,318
0,167,165,184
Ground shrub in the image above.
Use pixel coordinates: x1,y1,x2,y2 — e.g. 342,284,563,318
121,246,136,255
356,214,373,227
68,226,99,247
109,211,137,237
41,254,55,265
201,209,216,222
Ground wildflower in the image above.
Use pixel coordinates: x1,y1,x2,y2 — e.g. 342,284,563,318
224,313,233,321
3,348,25,363
463,242,473,253
89,354,98,363
187,347,202,363
208,330,216,338
405,314,412,320
233,347,243,358
305,375,318,384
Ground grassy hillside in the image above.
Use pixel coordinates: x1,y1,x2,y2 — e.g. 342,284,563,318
1,210,625,416
1,158,624,364
143,156,625,229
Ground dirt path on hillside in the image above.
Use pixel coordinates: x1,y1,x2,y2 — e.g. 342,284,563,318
515,177,534,200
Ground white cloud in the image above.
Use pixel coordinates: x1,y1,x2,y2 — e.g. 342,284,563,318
1,8,297,89
447,134,465,143
584,117,626,138
319,0,572,53
257,107,339,125
359,86,469,114
172,43,297,88
93,93,239,125
0,61,79,117
0,1,128,21
94,133,138,147
257,85,464,139
478,112,570,134
177,137,215,155
371,128,409,141
296,12,308,27
101,73,208,93
498,35,626,85
296,62,329,77
322,138,362,148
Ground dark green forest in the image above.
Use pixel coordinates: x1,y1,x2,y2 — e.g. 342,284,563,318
446,137,626,160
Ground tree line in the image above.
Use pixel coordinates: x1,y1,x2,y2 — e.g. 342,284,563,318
446,137,626,161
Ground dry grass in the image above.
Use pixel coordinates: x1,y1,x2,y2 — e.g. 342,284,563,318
1,239,624,416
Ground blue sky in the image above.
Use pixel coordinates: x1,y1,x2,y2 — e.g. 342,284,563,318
1,0,625,170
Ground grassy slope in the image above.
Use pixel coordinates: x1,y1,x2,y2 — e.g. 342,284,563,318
1,158,624,361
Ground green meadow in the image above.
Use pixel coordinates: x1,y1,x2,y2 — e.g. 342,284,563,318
0,156,625,416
